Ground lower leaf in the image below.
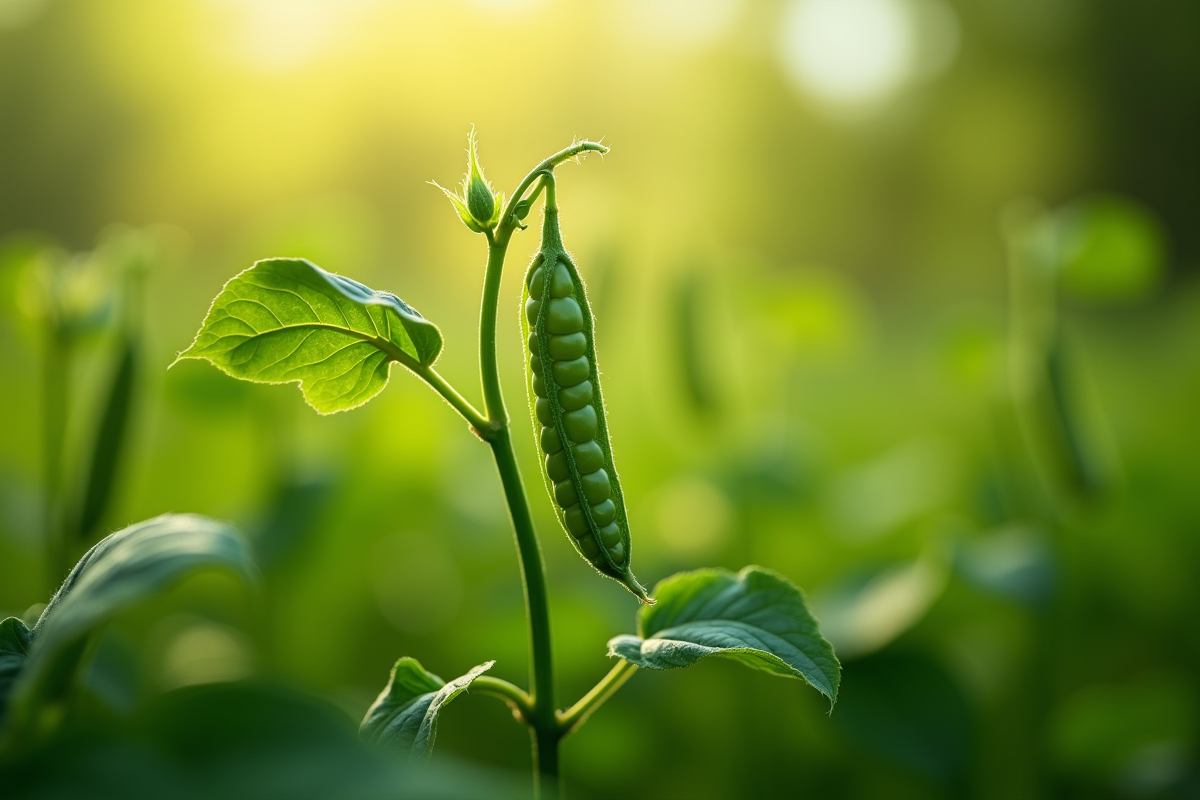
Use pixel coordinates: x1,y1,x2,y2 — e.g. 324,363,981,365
607,565,840,706
360,657,494,762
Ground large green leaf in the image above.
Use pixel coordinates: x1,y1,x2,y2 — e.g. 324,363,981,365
360,658,494,762
0,514,256,748
607,566,840,705
176,258,442,414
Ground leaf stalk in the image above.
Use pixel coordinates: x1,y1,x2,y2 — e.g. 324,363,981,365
556,660,638,736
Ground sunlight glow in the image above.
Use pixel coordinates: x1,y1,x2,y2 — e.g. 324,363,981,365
780,0,959,110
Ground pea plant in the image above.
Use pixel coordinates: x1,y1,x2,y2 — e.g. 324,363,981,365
174,135,840,797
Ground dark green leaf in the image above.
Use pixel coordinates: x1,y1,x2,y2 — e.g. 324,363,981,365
2,681,526,800
176,258,442,414
1,514,256,747
360,658,494,761
0,617,33,730
608,566,840,705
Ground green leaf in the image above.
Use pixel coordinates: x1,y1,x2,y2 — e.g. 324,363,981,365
360,657,494,761
3,681,528,800
1057,193,1165,304
607,565,840,706
1,514,256,748
176,258,442,414
0,618,32,730
810,550,948,660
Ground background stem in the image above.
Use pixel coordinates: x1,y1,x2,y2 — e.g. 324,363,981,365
42,324,68,594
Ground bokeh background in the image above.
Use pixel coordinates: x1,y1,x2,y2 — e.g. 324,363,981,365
2,0,1199,797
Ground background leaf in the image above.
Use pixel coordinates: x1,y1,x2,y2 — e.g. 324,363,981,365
360,657,494,762
1,514,256,748
608,566,840,705
1,681,526,800
177,258,442,414
810,551,948,660
0,617,32,731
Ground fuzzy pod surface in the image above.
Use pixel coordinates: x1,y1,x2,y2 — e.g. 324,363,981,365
521,202,652,603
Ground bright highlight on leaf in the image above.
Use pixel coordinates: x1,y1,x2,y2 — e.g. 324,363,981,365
175,258,442,414
607,565,840,706
360,657,495,762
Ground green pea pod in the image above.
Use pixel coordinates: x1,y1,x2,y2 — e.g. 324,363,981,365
521,202,652,603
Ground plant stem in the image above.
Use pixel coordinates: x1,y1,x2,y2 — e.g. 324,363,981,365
415,365,494,437
479,236,511,423
43,324,68,594
498,142,608,234
480,229,561,799
557,660,638,736
473,675,534,719
469,143,607,798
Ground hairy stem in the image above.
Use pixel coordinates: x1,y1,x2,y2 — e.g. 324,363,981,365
499,142,607,237
471,142,607,798
557,660,638,736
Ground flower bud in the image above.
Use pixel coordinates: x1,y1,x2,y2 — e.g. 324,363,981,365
432,128,503,234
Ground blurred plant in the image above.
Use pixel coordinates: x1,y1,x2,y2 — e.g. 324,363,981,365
1001,194,1163,512
0,515,256,756
19,228,158,593
671,266,721,418
0,515,521,800
176,133,841,798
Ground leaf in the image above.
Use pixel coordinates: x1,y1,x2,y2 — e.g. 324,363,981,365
1,514,257,748
607,566,840,706
3,681,528,800
1057,193,1165,304
810,551,948,660
176,258,442,414
0,618,32,730
360,658,494,762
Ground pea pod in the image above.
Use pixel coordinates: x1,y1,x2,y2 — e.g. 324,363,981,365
521,200,652,603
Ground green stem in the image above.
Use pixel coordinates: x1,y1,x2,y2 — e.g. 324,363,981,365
468,142,606,798
498,142,607,237
557,660,638,736
479,235,511,422
415,365,494,437
473,675,534,720
480,229,561,799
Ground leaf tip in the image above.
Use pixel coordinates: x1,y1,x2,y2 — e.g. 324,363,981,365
167,349,194,370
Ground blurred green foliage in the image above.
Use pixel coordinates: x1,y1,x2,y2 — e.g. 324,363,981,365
1,0,1198,797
